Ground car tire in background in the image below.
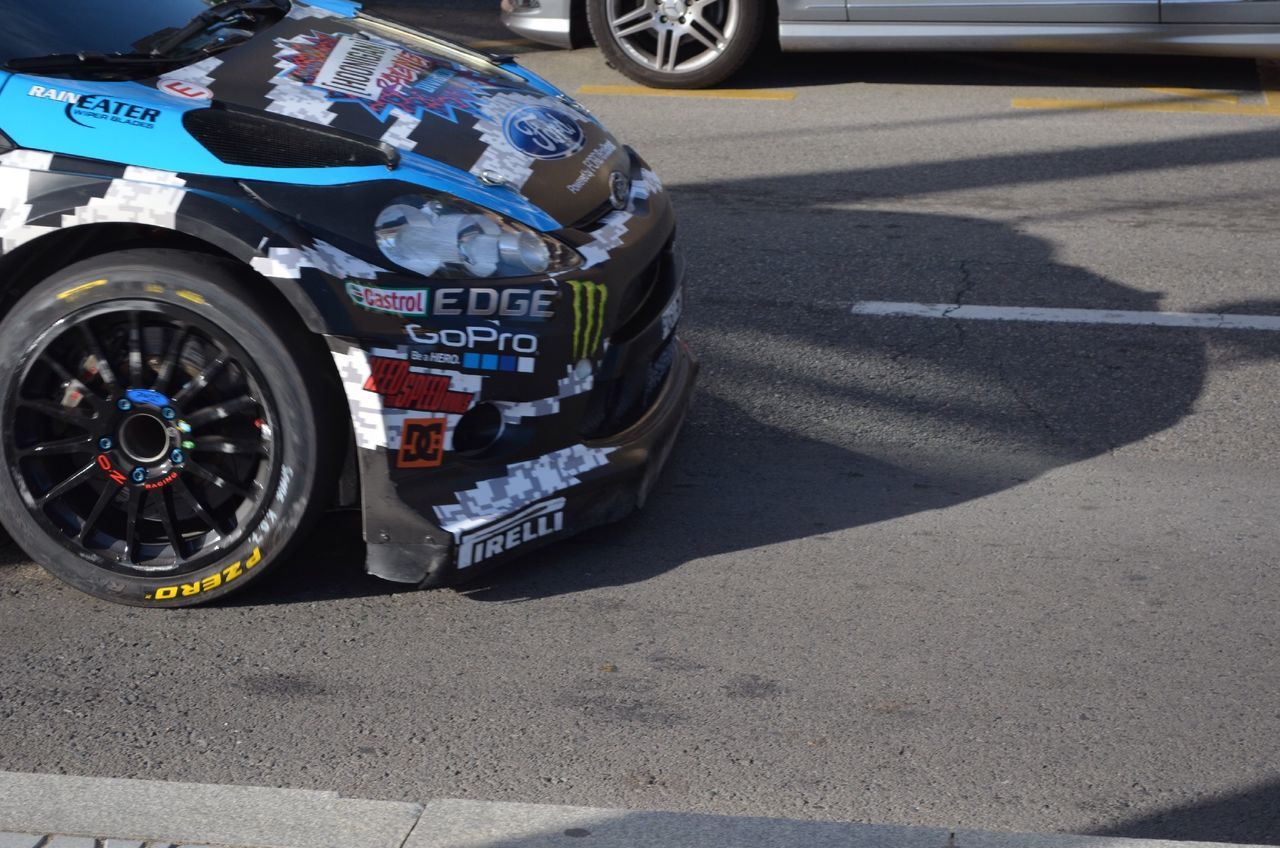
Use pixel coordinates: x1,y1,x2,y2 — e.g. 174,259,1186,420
587,0,766,88
0,250,342,606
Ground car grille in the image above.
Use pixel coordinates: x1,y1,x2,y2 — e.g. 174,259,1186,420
578,242,679,440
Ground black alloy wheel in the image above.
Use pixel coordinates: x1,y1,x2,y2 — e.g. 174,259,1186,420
0,250,341,605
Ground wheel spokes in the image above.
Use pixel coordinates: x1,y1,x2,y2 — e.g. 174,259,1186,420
174,476,230,537
154,326,190,395
39,354,108,414
127,313,145,388
191,435,268,457
183,395,258,429
687,19,722,51
172,354,229,407
158,488,187,560
123,487,145,564
17,398,97,429
185,459,255,500
77,322,120,395
36,462,98,508
612,4,655,37
17,435,97,459
77,481,118,544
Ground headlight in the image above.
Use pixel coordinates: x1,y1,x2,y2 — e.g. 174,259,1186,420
375,195,581,279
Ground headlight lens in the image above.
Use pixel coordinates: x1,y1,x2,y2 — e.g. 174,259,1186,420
375,195,581,279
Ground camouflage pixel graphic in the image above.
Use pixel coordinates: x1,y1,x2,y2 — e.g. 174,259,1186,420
434,444,615,534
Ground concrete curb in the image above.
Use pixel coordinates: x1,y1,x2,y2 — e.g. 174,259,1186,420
0,772,1273,848
0,772,421,848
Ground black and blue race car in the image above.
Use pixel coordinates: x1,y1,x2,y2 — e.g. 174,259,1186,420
0,0,694,605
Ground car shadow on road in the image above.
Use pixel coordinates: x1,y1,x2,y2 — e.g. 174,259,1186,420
454,130,1280,612
1091,775,1280,842
727,49,1262,94
209,124,1280,618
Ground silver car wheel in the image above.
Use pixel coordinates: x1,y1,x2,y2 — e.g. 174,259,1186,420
607,0,741,74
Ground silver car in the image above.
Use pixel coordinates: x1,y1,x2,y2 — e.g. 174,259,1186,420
501,0,1280,87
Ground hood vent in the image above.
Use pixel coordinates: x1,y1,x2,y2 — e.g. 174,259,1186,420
183,107,398,170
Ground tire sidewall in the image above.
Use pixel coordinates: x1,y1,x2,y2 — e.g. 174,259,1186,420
0,252,323,607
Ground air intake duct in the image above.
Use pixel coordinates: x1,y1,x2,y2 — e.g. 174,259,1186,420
183,106,398,170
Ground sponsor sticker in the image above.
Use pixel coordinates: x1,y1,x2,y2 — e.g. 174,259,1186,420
397,418,447,468
503,105,586,160
406,324,538,373
27,85,80,104
158,78,213,100
567,141,618,194
567,281,608,360
276,31,492,123
346,282,429,316
315,35,400,100
363,357,474,413
432,287,557,319
458,497,566,568
29,85,161,129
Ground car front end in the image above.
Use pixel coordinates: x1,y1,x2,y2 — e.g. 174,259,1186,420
0,0,695,603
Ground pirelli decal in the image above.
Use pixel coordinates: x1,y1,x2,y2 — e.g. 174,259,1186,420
568,281,608,360
458,498,567,569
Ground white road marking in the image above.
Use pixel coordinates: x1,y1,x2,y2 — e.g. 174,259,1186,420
850,301,1280,331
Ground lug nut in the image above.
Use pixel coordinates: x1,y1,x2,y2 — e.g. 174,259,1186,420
170,449,185,464
162,407,177,420
130,467,147,484
116,399,132,411
98,437,113,451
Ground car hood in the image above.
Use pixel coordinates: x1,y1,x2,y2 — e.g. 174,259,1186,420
178,4,630,227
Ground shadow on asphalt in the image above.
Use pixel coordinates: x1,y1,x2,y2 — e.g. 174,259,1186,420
727,50,1262,93
1092,777,1280,842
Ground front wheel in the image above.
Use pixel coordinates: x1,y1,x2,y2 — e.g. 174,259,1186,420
0,249,342,606
587,0,766,88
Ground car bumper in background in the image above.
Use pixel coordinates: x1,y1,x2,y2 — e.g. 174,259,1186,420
501,0,576,48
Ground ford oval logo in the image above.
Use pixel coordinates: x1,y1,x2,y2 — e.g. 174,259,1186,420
125,388,171,407
503,105,586,161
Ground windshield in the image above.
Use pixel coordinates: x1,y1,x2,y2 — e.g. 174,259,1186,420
0,0,274,65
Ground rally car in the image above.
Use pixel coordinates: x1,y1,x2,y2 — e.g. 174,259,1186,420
0,0,695,606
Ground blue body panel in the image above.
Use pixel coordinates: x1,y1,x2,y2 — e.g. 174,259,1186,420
0,75,560,232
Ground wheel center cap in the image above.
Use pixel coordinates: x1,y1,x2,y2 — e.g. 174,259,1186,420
662,0,687,19
118,412,173,465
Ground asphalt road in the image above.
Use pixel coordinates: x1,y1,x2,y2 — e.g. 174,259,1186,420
3,3,1280,844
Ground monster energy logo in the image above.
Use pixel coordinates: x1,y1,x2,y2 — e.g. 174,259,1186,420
568,281,608,360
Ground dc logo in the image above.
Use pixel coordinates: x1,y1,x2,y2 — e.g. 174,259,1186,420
503,105,585,160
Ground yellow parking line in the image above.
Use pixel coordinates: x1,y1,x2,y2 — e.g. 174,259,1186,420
578,84,795,101
1012,97,1280,116
1142,87,1239,104
1258,59,1280,110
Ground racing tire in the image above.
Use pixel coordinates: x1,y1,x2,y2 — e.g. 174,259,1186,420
0,249,343,606
587,0,766,88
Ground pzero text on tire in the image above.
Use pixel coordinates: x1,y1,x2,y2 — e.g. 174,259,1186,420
587,0,766,88
0,249,340,606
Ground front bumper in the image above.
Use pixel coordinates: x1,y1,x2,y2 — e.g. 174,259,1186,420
363,335,697,586
501,0,576,48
